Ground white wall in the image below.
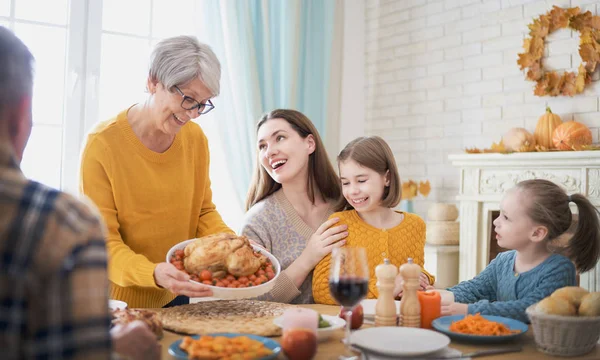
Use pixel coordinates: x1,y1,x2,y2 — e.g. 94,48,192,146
339,1,366,151
363,0,600,218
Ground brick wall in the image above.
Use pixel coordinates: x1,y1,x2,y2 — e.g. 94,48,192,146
364,0,600,217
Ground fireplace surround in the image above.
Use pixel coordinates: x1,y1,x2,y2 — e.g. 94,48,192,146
449,151,600,292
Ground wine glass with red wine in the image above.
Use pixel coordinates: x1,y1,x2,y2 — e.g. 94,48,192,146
328,247,369,360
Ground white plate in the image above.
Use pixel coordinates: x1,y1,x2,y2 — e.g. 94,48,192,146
109,299,128,311
273,314,346,342
360,299,400,319
166,239,281,300
350,327,450,357
353,347,465,360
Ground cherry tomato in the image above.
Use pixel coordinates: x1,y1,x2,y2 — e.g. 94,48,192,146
200,270,212,282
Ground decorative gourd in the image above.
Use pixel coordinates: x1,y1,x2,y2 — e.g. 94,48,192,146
502,128,536,152
427,203,459,222
534,107,562,149
552,121,592,150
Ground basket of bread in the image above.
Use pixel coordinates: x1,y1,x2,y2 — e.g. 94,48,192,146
526,286,600,357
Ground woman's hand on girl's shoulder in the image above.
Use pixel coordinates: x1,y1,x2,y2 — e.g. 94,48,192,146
301,217,348,268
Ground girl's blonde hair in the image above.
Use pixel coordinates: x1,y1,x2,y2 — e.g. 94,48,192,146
245,109,341,210
515,179,600,273
336,136,401,211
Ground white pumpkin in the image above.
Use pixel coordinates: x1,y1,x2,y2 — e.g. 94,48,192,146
502,127,536,152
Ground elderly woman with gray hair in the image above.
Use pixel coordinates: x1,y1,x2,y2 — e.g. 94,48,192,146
80,35,233,309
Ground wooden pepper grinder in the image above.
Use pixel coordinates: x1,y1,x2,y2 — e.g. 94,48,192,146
375,258,398,327
398,258,421,327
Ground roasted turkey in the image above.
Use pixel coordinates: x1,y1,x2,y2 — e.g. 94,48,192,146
183,233,267,277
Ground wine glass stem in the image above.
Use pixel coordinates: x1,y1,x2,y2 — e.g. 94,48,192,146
344,308,353,354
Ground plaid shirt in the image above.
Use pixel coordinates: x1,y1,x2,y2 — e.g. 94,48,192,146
0,144,112,360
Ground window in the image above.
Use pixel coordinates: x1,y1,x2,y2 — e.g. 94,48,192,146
1,0,199,192
0,0,10,17
200,115,246,232
2,0,243,228
96,0,198,123
2,0,70,190
3,0,242,226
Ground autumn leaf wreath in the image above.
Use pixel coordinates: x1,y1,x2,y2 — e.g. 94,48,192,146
517,6,600,97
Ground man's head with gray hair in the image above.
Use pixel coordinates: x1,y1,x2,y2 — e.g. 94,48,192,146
0,26,34,162
148,35,221,97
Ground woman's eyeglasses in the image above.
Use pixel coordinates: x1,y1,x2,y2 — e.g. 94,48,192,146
173,85,214,115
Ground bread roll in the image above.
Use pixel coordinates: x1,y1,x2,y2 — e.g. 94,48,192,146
579,292,600,317
551,286,589,307
536,297,577,316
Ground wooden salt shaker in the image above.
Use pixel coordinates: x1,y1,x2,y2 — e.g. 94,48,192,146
375,259,398,327
398,258,421,327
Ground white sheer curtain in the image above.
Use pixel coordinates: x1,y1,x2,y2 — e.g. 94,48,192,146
196,0,343,231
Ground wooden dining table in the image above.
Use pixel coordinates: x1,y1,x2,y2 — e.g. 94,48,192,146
159,304,600,359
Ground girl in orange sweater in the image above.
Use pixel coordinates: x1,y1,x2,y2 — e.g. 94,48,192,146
313,136,434,304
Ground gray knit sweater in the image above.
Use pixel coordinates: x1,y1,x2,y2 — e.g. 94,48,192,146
240,189,332,304
448,250,576,323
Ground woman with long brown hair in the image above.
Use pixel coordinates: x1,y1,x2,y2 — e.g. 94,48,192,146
241,109,347,303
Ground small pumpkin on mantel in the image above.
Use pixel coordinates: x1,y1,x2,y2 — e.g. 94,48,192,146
534,107,562,149
502,127,536,152
553,120,592,151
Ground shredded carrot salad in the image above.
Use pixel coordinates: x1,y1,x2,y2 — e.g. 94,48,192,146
449,314,521,336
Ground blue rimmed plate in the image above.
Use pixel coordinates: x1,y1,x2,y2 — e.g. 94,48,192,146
168,333,281,360
432,315,528,343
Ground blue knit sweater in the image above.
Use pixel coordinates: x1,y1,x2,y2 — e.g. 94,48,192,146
448,250,576,323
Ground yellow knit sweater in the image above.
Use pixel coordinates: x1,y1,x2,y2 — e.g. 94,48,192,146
312,210,434,305
80,108,232,308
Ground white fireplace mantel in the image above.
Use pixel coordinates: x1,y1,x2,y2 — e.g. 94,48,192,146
449,151,600,292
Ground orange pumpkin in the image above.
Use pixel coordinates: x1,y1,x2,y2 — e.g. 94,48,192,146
502,127,536,152
534,107,562,149
552,121,592,151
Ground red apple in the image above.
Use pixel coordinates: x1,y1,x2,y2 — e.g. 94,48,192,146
339,304,364,329
281,328,317,360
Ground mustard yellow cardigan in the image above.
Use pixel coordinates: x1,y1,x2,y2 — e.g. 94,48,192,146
80,108,232,308
313,210,434,305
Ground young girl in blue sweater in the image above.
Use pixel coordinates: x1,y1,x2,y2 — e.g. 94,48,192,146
445,179,600,323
